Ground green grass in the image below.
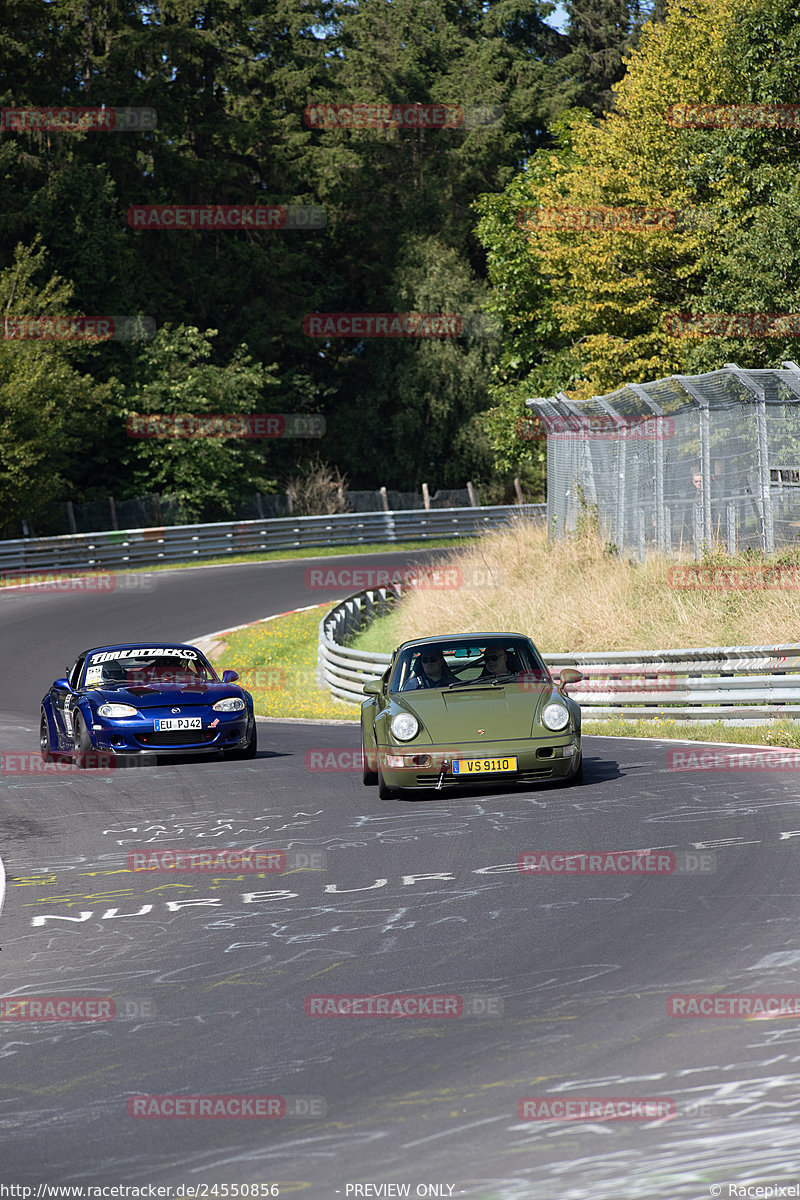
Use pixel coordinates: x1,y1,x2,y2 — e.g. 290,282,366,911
214,604,359,721
345,607,404,653
582,718,800,746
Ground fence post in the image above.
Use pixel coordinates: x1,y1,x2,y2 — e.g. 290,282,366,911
422,483,430,510
699,401,712,548
379,486,389,512
726,501,737,554
724,364,775,554
466,481,476,506
629,384,665,552
66,500,77,534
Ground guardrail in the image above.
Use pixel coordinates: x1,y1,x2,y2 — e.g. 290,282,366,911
0,503,546,574
319,586,800,722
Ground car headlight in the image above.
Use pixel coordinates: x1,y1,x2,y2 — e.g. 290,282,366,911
542,702,570,731
213,697,245,712
391,712,419,741
97,703,139,718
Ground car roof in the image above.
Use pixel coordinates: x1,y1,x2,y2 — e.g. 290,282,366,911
393,633,533,654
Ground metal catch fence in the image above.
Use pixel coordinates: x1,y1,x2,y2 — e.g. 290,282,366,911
528,361,800,558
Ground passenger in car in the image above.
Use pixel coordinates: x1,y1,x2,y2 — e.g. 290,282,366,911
479,646,518,678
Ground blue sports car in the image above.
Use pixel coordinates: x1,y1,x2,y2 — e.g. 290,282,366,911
40,642,257,767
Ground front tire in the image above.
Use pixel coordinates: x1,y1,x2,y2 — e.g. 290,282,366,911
377,760,399,801
224,721,258,761
362,727,378,785
40,711,54,762
559,753,583,786
73,713,94,769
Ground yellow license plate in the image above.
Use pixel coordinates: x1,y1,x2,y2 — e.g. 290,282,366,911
452,757,518,775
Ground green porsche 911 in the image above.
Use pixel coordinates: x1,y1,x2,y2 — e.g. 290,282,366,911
361,633,583,799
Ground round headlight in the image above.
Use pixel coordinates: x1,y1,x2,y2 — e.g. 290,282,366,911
391,712,419,741
97,703,139,718
213,697,245,712
542,702,570,731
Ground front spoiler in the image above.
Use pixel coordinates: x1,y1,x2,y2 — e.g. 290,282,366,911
375,737,580,789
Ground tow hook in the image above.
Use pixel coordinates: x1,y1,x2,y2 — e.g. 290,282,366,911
436,758,450,791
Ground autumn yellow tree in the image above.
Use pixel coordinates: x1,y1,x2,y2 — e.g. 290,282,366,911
477,0,800,460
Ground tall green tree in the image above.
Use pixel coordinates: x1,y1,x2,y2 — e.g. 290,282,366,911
115,324,280,521
0,240,112,537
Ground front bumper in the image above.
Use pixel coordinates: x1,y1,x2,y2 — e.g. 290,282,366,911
376,737,581,789
88,713,252,756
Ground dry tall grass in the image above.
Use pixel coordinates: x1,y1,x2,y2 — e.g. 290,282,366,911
394,522,800,652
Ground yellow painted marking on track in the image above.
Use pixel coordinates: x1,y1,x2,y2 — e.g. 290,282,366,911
0,1062,125,1097
22,890,136,907
205,976,269,988
299,962,347,983
78,869,136,877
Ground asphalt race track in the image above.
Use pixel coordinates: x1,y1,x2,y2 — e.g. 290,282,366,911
2,551,800,1197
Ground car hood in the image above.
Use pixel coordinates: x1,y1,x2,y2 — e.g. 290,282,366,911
394,682,556,741
87,684,244,710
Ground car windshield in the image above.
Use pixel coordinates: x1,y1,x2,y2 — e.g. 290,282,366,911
389,638,549,693
82,648,217,690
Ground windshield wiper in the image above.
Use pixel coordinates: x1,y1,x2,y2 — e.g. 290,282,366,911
447,675,514,689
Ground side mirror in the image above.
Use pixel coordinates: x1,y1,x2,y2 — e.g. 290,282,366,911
222,670,240,684
53,677,71,691
363,679,383,696
558,668,583,689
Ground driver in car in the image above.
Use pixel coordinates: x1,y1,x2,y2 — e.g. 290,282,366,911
403,649,458,690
